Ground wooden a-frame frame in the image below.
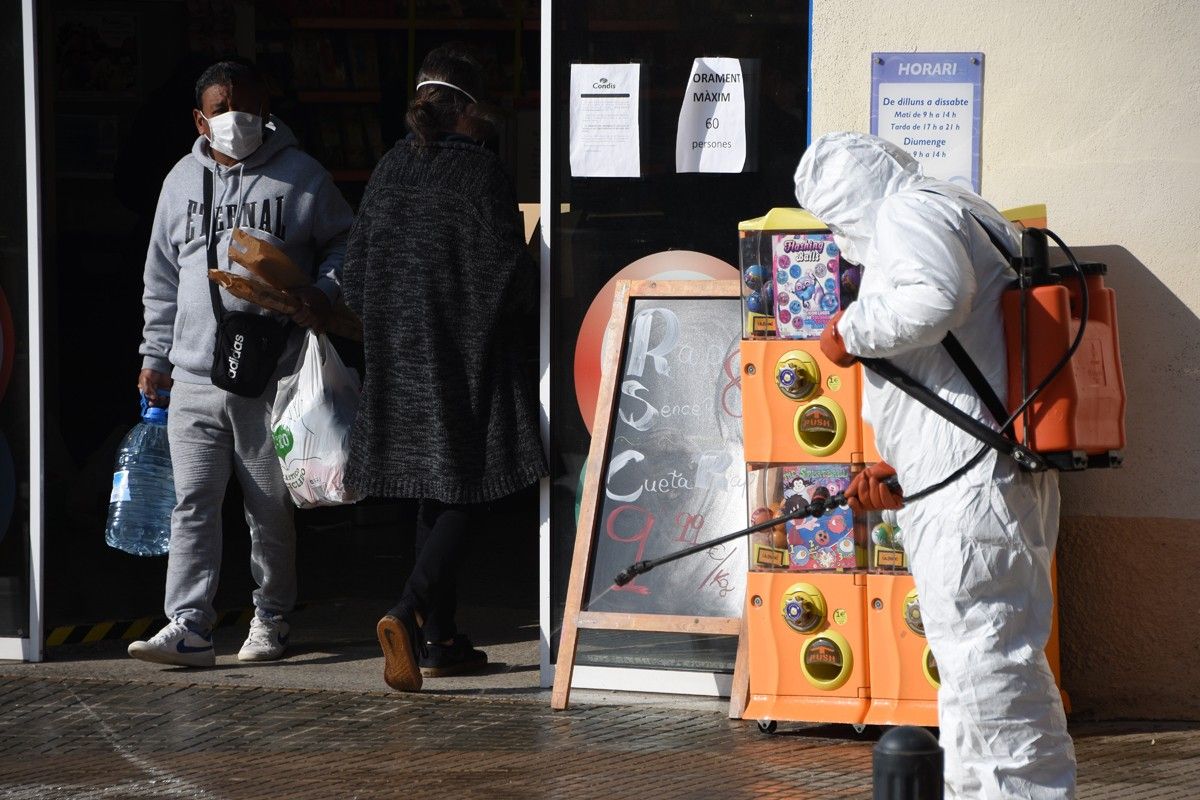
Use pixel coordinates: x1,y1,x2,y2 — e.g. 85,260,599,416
551,278,749,718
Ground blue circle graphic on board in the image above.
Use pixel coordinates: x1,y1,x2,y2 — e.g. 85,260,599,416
0,432,14,547
789,264,801,280
826,241,839,257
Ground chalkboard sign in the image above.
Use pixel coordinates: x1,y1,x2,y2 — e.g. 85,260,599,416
553,279,749,714
586,298,746,614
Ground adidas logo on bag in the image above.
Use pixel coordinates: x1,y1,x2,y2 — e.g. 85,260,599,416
227,333,245,379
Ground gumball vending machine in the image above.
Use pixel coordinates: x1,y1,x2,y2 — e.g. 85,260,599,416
738,209,872,730
861,412,1066,725
739,209,865,467
742,466,871,728
860,438,1070,727
741,343,864,465
863,544,1071,727
863,514,940,727
739,205,1072,733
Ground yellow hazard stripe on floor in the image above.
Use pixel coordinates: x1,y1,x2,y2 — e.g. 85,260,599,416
81,621,115,643
45,627,72,647
123,617,156,641
46,618,167,646
44,604,305,646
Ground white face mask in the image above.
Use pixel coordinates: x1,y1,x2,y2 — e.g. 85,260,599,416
204,110,263,161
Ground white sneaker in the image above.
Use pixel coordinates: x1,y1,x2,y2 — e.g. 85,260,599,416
237,614,290,662
128,619,215,667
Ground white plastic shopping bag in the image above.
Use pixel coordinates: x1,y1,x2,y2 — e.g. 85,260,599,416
271,331,362,507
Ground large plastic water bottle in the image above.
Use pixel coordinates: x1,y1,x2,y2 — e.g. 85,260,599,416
105,399,175,556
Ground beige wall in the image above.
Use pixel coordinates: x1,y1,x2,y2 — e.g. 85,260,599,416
810,1,1200,718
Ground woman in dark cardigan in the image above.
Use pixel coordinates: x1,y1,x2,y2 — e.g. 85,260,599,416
341,44,548,692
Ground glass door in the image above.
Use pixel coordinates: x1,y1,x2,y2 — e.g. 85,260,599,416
548,1,810,689
0,0,43,661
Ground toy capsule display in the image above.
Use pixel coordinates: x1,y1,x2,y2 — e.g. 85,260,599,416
739,208,859,340
866,511,906,572
746,464,867,572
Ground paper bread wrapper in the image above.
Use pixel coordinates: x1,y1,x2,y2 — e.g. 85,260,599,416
220,229,361,340
228,229,311,289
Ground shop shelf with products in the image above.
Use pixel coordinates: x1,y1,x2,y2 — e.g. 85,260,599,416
257,0,539,203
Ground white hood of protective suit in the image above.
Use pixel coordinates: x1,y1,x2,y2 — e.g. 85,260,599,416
795,132,1076,799
794,131,1021,480
793,131,923,264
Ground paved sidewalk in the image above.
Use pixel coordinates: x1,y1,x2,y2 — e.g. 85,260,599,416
1,599,1198,798
1,674,1199,799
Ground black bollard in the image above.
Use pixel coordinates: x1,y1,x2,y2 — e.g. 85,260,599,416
872,725,944,800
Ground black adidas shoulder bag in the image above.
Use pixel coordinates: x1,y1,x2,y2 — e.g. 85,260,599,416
203,168,291,398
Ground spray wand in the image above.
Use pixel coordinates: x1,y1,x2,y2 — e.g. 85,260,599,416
613,476,902,586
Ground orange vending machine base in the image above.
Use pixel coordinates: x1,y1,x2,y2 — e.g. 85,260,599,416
864,568,1069,727
742,571,870,727
864,573,939,727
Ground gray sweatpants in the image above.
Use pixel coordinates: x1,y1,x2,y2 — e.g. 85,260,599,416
164,380,296,630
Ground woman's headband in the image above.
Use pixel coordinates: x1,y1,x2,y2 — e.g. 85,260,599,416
415,80,478,105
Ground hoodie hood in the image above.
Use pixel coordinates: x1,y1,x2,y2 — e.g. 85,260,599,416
190,114,297,171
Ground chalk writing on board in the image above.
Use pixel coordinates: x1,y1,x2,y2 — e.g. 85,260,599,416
606,503,654,595
586,298,747,618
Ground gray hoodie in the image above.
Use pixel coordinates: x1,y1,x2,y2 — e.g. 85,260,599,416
139,116,353,384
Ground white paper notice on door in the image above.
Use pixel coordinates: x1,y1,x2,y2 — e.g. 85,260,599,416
570,63,641,178
676,57,746,173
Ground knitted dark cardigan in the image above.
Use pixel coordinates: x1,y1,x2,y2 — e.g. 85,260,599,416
341,138,548,503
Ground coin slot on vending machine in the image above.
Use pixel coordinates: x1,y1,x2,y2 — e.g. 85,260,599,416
775,350,820,401
781,582,826,634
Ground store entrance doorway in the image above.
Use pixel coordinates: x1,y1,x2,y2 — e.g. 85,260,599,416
38,0,540,640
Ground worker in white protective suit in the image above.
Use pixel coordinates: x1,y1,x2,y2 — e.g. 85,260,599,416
793,131,1076,799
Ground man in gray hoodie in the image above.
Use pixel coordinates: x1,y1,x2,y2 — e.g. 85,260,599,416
127,61,353,667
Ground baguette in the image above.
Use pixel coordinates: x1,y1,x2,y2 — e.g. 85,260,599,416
208,270,363,341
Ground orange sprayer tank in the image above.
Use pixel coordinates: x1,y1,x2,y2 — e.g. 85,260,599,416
1002,248,1126,466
